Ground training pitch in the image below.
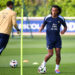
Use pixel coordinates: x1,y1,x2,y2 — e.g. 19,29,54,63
0,35,75,75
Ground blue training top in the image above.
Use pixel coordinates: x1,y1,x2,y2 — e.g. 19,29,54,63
43,14,67,42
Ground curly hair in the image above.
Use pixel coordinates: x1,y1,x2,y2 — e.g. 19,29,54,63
51,5,62,15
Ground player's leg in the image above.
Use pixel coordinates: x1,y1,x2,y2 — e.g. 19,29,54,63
55,48,61,65
0,34,9,55
38,40,54,73
54,37,62,73
40,49,53,67
55,48,61,73
39,40,54,68
0,38,4,55
45,49,53,62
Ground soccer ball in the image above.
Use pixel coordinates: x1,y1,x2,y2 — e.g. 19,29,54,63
10,60,18,68
38,66,46,74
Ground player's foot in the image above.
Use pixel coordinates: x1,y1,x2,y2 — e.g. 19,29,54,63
55,69,60,74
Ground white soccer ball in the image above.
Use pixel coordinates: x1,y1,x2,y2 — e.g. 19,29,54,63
10,60,18,68
38,66,46,74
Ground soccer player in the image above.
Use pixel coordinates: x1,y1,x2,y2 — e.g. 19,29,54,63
0,1,20,55
38,5,67,74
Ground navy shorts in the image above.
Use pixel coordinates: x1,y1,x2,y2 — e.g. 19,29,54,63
0,33,9,54
47,38,62,50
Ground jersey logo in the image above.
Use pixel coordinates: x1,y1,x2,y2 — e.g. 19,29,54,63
51,23,58,30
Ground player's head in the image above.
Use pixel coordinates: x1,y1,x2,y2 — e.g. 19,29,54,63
51,5,62,17
7,1,14,9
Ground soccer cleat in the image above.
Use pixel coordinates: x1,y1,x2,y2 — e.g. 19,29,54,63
55,69,60,74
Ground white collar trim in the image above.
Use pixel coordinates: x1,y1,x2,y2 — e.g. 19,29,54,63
6,7,11,10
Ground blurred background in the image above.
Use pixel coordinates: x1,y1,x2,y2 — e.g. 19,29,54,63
0,0,75,75
1,0,75,17
1,0,75,38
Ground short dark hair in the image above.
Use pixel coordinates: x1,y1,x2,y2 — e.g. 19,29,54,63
7,1,14,6
51,5,62,15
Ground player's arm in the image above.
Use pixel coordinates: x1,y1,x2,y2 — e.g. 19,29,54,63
61,26,67,34
12,12,20,34
39,17,47,32
61,19,67,34
39,24,45,32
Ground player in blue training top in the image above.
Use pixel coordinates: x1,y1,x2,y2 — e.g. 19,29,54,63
38,5,67,74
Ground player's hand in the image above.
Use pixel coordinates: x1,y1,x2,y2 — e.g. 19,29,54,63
39,29,41,32
61,30,65,34
39,28,42,32
17,29,20,34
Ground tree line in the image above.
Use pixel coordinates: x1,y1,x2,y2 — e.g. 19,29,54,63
0,0,75,17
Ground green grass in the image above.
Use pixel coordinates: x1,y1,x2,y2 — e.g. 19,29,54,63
0,35,75,75
0,38,20,75
23,35,75,75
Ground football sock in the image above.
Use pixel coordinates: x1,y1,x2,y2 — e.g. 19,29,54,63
55,64,59,70
41,61,46,67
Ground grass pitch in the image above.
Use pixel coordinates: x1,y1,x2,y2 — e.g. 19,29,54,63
23,35,75,75
0,35,75,75
0,38,20,75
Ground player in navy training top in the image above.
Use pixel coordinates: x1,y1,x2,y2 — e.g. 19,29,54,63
38,5,67,74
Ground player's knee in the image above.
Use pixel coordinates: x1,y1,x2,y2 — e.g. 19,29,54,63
48,53,53,57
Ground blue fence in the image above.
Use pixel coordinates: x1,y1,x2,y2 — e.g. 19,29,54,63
13,20,75,32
